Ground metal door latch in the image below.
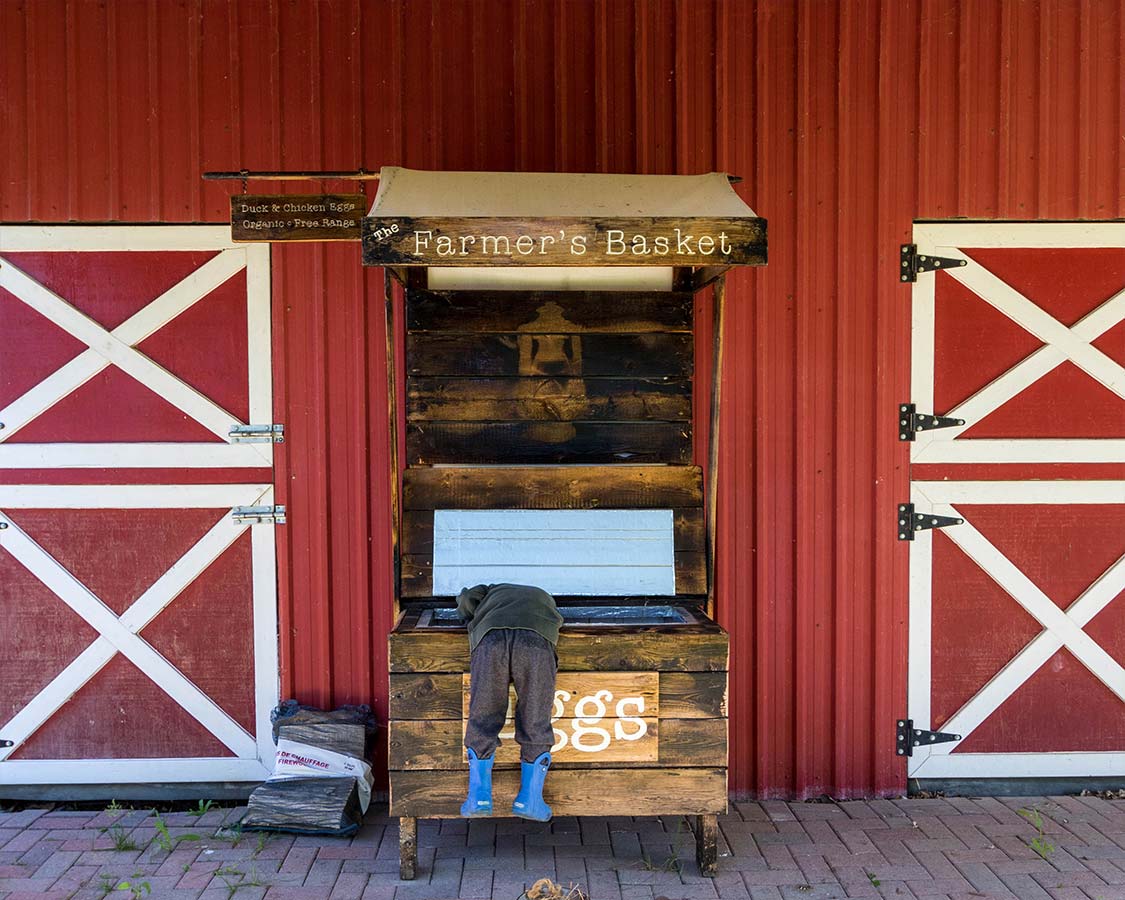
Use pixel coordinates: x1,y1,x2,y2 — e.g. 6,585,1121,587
0,739,13,748
229,424,285,443
232,505,287,525
897,719,961,756
900,244,968,282
897,503,963,541
898,403,965,441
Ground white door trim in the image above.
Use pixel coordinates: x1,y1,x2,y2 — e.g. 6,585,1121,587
0,444,273,468
915,480,1125,504
0,484,272,506
0,758,273,783
0,225,241,252
913,222,1125,249
913,752,1125,780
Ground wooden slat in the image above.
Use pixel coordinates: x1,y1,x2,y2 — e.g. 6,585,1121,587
389,720,660,768
406,421,691,466
488,720,659,764
385,272,402,619
390,671,728,720
389,673,463,720
675,509,706,551
388,718,726,769
400,549,701,598
389,767,728,817
706,276,726,616
403,466,704,510
459,672,660,717
401,510,436,555
406,333,693,377
691,265,731,292
659,718,726,765
406,377,692,422
389,627,728,673
407,290,693,333
675,551,707,595
659,673,729,718
401,507,704,556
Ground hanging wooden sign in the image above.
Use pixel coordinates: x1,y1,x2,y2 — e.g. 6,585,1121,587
362,216,767,266
231,194,366,242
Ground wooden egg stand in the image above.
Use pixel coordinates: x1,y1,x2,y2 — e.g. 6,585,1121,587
362,168,767,880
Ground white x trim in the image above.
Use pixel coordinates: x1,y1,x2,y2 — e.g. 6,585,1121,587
911,224,1125,464
0,228,272,469
908,481,1125,779
0,496,271,760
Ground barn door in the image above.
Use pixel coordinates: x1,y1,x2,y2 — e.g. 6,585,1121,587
0,227,279,785
907,222,1125,781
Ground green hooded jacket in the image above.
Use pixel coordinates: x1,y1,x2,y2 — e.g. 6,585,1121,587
455,583,563,652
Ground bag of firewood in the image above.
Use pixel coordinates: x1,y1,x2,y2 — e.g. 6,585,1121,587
239,703,378,836
268,699,379,749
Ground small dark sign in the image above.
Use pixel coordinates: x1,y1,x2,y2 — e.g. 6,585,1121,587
231,194,366,242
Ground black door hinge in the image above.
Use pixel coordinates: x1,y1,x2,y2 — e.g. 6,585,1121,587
900,244,968,282
897,503,963,541
897,719,961,756
0,739,12,748
898,403,965,441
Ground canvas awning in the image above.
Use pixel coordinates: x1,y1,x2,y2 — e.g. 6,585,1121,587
361,166,766,277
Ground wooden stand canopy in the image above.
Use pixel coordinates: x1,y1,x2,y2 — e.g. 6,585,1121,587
363,167,766,881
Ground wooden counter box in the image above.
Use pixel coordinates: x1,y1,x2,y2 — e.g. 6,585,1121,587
386,461,729,877
388,613,728,873
389,610,729,802
380,279,741,879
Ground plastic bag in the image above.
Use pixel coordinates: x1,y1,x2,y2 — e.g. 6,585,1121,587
270,699,379,747
240,701,380,836
274,737,374,813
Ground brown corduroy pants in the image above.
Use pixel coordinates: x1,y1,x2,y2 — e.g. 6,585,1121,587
463,628,558,763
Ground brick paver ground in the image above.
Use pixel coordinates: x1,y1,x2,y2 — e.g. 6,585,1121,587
3,796,1125,899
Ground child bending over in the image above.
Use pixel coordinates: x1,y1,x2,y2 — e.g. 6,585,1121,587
457,583,563,821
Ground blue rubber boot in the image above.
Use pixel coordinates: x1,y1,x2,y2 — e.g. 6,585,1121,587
512,751,552,821
460,748,493,817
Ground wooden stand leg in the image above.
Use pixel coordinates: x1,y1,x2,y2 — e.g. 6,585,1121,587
694,814,718,877
399,816,417,880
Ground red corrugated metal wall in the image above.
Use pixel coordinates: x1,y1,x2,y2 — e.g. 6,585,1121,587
2,0,1123,798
